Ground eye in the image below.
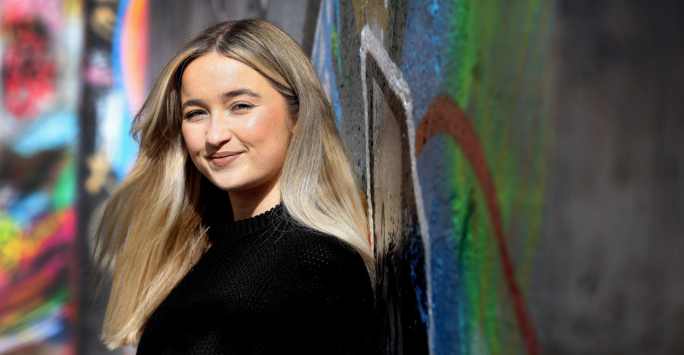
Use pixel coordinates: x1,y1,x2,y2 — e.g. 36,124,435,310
231,102,254,112
183,109,206,121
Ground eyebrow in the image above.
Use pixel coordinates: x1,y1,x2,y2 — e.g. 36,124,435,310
181,88,261,110
222,88,261,100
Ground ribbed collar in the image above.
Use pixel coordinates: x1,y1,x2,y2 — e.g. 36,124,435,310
208,202,285,245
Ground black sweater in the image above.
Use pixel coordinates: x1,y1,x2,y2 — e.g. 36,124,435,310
136,202,378,354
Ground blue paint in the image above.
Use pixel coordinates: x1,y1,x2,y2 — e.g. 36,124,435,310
371,4,459,352
114,114,138,181
400,0,452,125
8,191,50,229
428,0,440,17
12,111,77,157
95,91,139,181
418,134,464,355
112,0,129,90
100,0,139,181
312,0,344,126
403,2,459,354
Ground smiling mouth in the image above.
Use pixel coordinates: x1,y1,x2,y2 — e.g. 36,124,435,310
207,152,243,168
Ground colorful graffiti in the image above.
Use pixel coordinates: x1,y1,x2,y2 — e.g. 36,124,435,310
78,2,147,352
1,0,551,352
312,1,553,354
84,0,147,196
0,0,147,352
0,0,83,353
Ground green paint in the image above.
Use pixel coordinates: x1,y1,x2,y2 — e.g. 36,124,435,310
331,26,343,78
0,212,20,246
2,286,69,334
53,153,76,210
442,0,553,352
447,0,478,108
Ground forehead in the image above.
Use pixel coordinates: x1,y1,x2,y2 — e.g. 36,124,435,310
180,52,268,98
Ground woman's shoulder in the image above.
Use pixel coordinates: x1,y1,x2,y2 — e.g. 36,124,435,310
271,221,366,271
264,222,374,305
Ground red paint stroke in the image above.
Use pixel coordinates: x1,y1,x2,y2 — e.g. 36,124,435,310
415,95,539,355
1,18,56,118
0,252,66,319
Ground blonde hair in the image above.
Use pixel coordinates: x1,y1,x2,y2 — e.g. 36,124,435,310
92,18,374,349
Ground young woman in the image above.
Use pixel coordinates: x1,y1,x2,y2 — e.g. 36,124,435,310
93,18,377,354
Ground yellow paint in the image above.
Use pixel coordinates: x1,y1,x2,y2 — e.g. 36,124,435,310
0,214,28,269
86,151,112,194
91,5,117,40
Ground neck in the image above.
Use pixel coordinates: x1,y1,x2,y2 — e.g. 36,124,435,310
228,175,282,221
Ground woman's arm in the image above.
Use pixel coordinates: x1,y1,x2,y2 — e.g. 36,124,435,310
285,234,377,354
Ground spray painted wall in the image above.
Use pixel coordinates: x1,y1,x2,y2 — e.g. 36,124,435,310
0,0,82,353
1,0,552,353
3,1,682,354
0,0,147,353
77,1,148,354
312,1,552,354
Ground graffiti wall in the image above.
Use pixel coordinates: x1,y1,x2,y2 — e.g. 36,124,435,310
0,0,82,353
2,1,682,354
0,0,146,353
78,0,148,354
312,1,553,354
1,0,554,353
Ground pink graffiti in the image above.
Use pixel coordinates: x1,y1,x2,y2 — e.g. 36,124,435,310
2,19,57,119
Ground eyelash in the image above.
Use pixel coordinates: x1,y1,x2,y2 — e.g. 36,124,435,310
184,110,204,120
183,103,254,120
232,103,254,111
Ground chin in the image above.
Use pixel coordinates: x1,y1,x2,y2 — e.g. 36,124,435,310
197,163,243,190
206,176,246,192
206,173,263,193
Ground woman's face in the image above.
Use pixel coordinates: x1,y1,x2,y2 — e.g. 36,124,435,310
180,52,294,194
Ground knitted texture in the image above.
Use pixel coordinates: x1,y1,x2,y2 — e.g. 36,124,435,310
135,203,378,354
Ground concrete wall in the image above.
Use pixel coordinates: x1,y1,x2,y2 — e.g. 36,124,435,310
532,1,684,354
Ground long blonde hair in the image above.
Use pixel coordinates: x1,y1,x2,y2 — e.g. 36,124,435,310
92,18,373,349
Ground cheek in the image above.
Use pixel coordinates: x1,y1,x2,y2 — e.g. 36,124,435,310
242,114,273,138
181,124,203,154
243,114,290,160
243,105,291,143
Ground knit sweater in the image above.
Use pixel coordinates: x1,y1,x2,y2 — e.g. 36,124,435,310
135,202,378,354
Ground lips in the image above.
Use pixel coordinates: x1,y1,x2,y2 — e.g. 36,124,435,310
208,151,242,159
207,151,243,168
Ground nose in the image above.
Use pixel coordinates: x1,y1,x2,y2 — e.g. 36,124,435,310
205,113,232,148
